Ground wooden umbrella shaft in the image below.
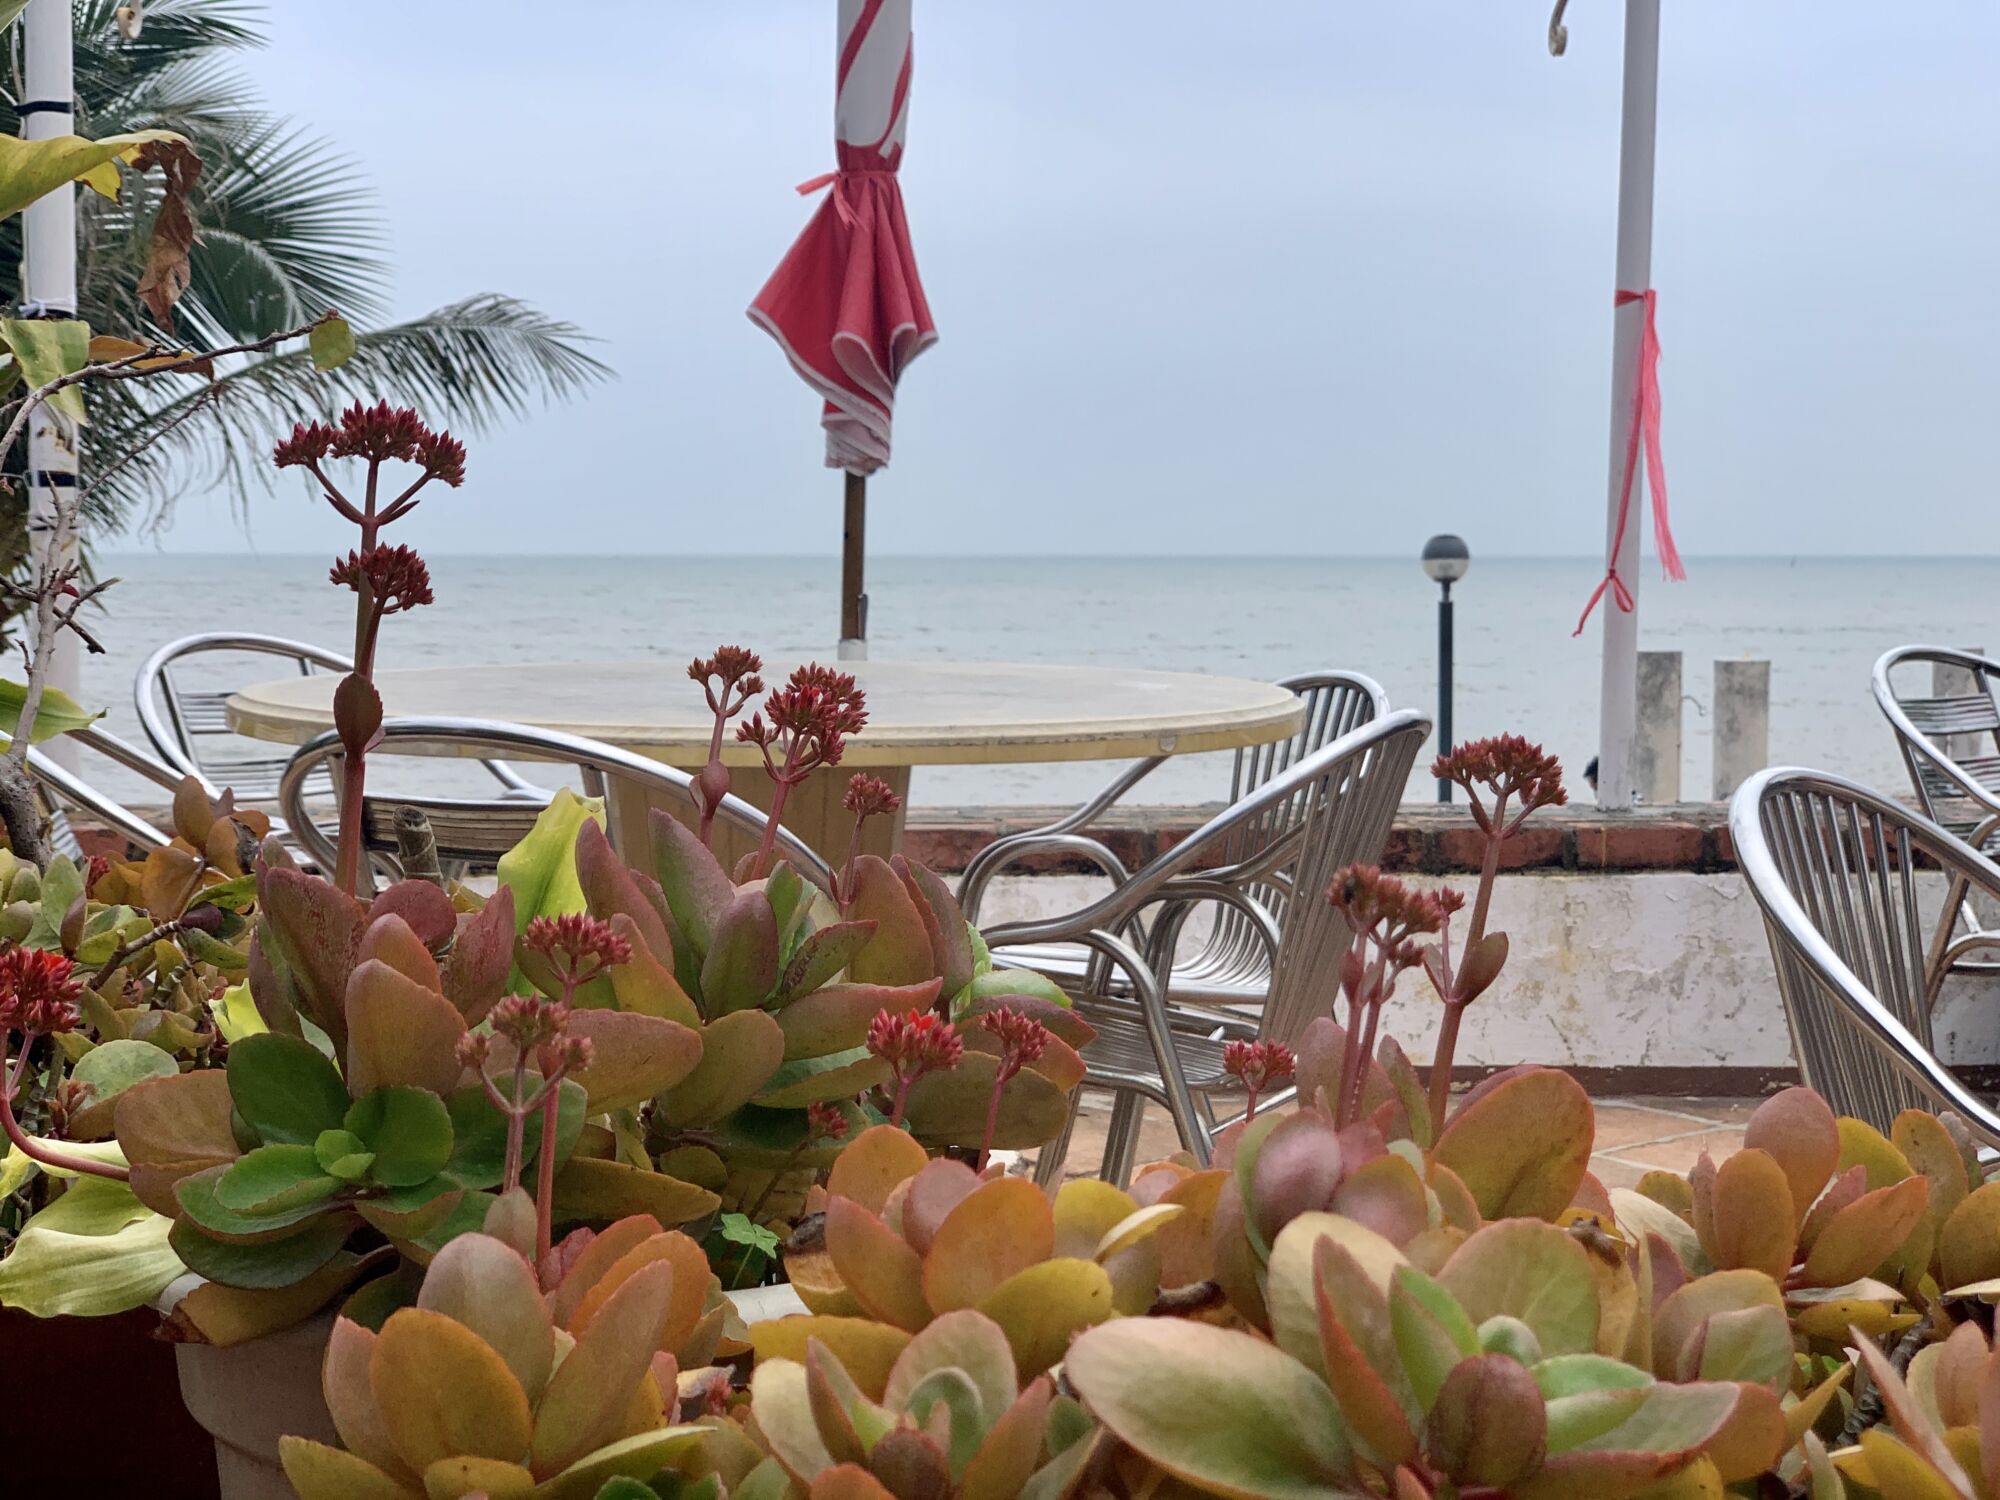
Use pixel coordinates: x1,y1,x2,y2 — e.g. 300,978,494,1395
841,470,867,646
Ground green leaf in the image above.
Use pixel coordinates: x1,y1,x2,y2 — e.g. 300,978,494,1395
309,313,356,371
344,1086,452,1188
314,1128,375,1181
0,317,90,421
444,1078,584,1191
700,889,780,1014
186,928,249,972
213,1143,342,1215
175,1163,340,1238
227,1032,350,1145
210,981,268,1043
69,1037,178,1108
24,853,83,948
0,1175,179,1317
1390,1264,1479,1411
752,1046,890,1109
718,1211,780,1257
1437,1219,1602,1359
169,1212,353,1290
1063,1318,1352,1499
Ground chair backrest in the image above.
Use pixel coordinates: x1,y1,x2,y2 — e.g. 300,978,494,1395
1873,645,2000,840
137,633,352,796
1195,671,1391,987
1730,764,2000,1143
279,716,836,892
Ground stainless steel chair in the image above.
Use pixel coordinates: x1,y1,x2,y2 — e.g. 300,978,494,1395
982,708,1429,1182
278,716,835,893
27,725,181,858
137,632,544,804
1873,645,2000,988
1731,764,2000,1144
958,670,1390,1008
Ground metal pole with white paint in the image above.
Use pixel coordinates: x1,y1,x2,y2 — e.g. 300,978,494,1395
1593,0,1661,811
19,0,80,765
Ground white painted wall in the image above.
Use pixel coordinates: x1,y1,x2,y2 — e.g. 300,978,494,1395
974,869,2000,1073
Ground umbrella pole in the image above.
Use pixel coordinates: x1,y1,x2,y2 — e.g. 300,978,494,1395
839,469,867,660
1594,0,1660,810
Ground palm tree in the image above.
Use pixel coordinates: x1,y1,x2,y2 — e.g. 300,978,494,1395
0,0,610,537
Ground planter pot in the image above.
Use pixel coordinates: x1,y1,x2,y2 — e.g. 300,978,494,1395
0,1306,219,1497
175,1311,339,1500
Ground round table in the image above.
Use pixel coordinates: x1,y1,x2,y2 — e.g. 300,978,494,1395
227,659,1305,868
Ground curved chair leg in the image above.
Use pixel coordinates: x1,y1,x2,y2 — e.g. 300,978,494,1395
1100,1093,1145,1188
1032,1092,1082,1190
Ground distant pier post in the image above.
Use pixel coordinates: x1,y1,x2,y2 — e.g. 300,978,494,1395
1634,651,1682,804
1712,659,1771,801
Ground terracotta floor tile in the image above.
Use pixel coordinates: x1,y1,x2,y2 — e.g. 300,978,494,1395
1588,1157,1652,1190
1604,1128,1747,1174
1589,1103,1717,1151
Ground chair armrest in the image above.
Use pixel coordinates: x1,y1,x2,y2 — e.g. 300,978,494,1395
959,833,1136,924
956,757,1165,910
1130,878,1283,981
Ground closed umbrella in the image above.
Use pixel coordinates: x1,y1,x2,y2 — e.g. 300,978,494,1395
750,0,937,659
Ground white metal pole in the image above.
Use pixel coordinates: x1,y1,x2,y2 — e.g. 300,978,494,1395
1594,0,1660,811
20,0,79,768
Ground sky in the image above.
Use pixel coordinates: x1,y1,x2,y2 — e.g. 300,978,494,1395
130,1,2000,559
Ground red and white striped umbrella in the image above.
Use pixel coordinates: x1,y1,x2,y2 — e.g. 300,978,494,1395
749,0,937,476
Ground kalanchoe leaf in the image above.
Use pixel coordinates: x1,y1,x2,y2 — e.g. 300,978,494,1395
1390,1264,1479,1409
755,1048,891,1110
341,958,467,1099
366,881,458,951
213,1144,343,1216
169,1211,355,1289
778,919,880,1001
255,864,366,1052
228,1040,352,1144
444,1079,585,1191
439,886,516,1027
841,856,934,987
561,1009,703,1112
700,889,780,1013
653,1008,784,1128
1426,1353,1548,1487
899,1053,1070,1151
649,808,733,962
893,856,974,1000
342,1086,453,1188
575,819,674,961
1431,1065,1594,1221
314,1129,374,1181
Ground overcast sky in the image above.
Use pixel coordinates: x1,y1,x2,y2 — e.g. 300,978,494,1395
135,1,1999,559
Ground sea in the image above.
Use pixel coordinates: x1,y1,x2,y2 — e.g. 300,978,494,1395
75,552,2000,812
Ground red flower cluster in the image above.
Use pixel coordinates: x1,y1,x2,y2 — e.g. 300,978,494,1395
329,545,434,614
689,646,765,714
1326,865,1449,944
523,913,633,977
738,664,868,783
843,772,901,821
0,947,84,1037
979,1006,1051,1078
1222,1039,1295,1093
1433,735,1568,831
806,1100,851,1143
273,401,466,486
866,1007,963,1081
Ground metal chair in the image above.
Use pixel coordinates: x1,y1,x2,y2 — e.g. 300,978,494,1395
1731,765,2000,1144
278,716,836,893
137,632,544,804
1873,645,2000,989
26,725,182,858
958,670,1390,1008
982,708,1430,1182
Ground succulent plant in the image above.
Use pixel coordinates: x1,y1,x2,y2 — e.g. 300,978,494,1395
774,1124,1202,1380
744,1309,1101,1500
1068,1212,1806,1499
279,1217,712,1500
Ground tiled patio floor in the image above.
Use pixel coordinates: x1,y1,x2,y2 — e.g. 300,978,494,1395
1052,1088,1751,1186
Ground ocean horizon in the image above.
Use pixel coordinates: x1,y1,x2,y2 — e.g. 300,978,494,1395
73,552,2000,811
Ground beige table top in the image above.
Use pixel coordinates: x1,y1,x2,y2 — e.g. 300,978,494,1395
226,659,1305,769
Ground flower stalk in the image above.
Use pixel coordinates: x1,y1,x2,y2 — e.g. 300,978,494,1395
687,647,764,847
976,1007,1051,1170
738,665,868,879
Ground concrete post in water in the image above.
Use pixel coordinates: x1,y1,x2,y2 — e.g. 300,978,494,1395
1712,659,1770,801
1633,651,1681,804
1934,648,1987,764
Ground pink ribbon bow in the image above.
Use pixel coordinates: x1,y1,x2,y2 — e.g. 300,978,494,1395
795,168,897,229
1575,288,1685,636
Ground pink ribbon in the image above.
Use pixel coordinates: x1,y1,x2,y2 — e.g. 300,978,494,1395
796,168,897,229
1575,288,1685,636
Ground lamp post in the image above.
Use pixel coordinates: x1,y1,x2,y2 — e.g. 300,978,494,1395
1422,535,1470,803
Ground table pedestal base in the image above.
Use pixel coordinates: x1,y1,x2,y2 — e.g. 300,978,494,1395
605,761,911,881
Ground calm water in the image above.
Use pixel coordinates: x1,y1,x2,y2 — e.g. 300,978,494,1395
77,553,2000,809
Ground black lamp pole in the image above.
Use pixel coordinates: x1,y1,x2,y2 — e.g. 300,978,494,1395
1421,535,1471,804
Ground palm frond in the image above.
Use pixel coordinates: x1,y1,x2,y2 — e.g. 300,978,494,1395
86,296,612,531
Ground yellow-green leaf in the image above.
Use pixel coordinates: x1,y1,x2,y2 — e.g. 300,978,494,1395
0,317,89,421
0,676,104,743
310,314,356,372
